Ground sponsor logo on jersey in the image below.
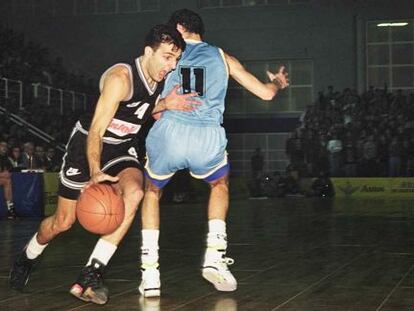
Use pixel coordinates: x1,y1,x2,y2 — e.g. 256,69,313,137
126,101,141,108
107,118,141,137
66,167,81,176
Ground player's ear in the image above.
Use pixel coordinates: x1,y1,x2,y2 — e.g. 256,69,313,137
144,46,154,57
176,24,186,34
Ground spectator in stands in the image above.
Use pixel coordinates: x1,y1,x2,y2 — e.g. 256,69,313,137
314,134,330,176
286,128,305,167
34,145,47,170
388,136,402,177
343,132,357,177
0,141,16,219
406,136,414,177
401,137,412,177
21,141,37,170
8,145,23,170
361,135,378,177
376,134,388,176
45,147,60,172
326,133,343,176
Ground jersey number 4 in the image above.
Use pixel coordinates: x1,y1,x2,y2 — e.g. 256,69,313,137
180,66,206,96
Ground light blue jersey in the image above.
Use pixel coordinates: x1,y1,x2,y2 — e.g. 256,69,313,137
161,40,229,126
145,39,230,187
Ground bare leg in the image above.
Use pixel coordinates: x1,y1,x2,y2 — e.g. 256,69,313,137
203,173,237,291
207,174,229,221
71,168,144,305
0,176,12,202
141,179,162,230
139,179,163,297
37,196,77,244
101,167,144,245
9,195,77,291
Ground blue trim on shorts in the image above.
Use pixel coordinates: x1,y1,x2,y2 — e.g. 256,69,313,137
144,170,171,189
204,163,230,183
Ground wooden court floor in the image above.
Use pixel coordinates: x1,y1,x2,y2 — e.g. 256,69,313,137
1,197,414,310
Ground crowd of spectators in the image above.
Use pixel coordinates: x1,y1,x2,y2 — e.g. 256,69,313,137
286,86,414,177
0,137,60,173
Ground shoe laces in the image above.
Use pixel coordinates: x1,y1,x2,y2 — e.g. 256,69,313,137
219,256,234,269
80,266,104,289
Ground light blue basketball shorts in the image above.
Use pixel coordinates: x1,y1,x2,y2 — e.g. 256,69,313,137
145,117,229,188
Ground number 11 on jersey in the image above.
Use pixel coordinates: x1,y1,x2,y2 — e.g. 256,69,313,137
180,66,206,96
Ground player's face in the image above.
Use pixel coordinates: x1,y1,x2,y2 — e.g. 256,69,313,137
148,43,182,82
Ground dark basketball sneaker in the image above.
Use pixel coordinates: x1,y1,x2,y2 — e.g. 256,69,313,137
9,248,37,290
70,258,109,305
7,207,16,220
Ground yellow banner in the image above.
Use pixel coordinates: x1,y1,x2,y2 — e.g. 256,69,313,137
332,178,414,197
43,172,59,215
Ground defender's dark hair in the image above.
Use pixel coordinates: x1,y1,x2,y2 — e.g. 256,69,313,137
144,24,186,52
168,9,205,37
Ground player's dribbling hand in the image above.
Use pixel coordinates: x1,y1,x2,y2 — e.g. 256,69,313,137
267,66,289,90
165,85,202,112
83,171,119,191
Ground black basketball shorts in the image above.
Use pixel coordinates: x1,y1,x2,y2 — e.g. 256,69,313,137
58,127,143,200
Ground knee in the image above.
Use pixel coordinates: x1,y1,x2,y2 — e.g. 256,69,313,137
123,188,144,214
209,176,229,190
145,182,163,199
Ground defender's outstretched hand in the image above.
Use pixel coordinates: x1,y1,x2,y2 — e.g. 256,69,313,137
267,66,289,90
164,85,201,112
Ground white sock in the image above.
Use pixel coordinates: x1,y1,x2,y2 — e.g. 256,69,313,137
208,219,226,234
141,229,159,267
6,201,14,211
86,238,117,266
26,233,48,260
206,219,228,259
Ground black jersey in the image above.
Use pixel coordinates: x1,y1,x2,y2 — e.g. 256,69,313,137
78,58,164,144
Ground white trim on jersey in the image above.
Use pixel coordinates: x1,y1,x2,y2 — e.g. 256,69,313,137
189,153,229,179
185,39,202,44
59,127,88,190
218,48,229,78
60,173,88,190
145,160,175,181
99,63,134,101
101,156,140,172
135,57,157,95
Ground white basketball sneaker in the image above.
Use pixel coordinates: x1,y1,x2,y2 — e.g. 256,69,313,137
139,264,161,298
202,250,237,292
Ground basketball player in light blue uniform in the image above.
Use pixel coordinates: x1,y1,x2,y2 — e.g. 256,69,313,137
139,9,289,297
146,38,230,186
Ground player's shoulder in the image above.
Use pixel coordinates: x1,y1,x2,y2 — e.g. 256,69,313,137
201,40,221,52
103,64,132,87
107,63,131,79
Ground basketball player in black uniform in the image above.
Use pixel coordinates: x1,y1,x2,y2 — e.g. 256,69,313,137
9,24,198,305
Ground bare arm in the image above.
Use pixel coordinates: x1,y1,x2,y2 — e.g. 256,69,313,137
87,66,130,184
224,52,289,101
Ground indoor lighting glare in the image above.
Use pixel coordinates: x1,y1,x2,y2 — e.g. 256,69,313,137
377,22,409,27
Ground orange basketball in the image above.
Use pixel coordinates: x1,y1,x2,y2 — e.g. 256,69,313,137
76,183,125,235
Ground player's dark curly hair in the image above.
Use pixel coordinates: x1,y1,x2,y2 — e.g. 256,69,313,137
144,24,186,52
168,9,205,37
